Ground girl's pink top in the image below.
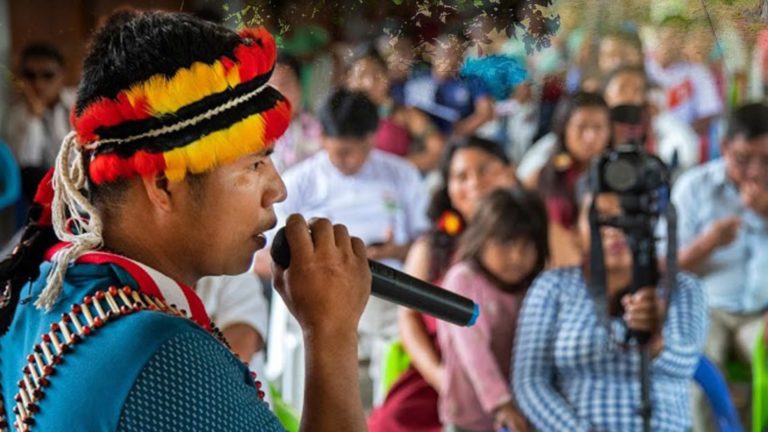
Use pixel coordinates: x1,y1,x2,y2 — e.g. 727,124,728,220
437,260,526,431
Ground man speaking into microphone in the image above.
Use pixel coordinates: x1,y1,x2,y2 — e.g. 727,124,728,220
256,88,430,411
0,10,372,432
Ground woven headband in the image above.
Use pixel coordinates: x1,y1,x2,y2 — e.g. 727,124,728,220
71,27,291,184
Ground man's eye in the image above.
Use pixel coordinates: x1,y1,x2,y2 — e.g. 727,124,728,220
253,161,265,170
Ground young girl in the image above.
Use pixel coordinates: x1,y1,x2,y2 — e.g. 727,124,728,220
438,188,549,432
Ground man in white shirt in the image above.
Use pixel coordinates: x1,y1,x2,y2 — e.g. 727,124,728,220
2,43,76,201
646,17,723,140
256,89,429,411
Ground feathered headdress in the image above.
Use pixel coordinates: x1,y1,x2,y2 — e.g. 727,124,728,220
39,26,291,309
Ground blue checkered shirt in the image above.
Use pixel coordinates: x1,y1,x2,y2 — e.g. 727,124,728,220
512,267,706,432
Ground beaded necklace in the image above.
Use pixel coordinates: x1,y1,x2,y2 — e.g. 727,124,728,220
1,247,266,432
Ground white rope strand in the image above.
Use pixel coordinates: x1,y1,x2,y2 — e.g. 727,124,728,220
36,131,104,310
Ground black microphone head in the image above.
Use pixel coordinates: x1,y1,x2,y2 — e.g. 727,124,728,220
270,227,292,268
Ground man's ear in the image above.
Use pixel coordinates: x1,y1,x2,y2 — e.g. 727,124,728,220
140,173,178,212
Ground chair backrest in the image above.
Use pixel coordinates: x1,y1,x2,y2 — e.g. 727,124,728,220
693,356,743,432
268,382,300,432
381,339,412,394
752,326,767,432
0,140,21,209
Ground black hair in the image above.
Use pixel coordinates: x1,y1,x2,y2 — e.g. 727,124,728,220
426,135,511,282
549,91,610,151
188,6,225,24
317,88,379,138
457,187,549,291
75,9,242,115
276,51,302,82
1,9,243,335
21,42,65,66
724,102,768,143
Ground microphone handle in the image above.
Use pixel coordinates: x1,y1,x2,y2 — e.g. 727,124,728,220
269,226,479,327
368,260,479,327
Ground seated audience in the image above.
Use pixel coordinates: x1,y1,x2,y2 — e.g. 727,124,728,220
268,52,323,173
404,34,494,137
347,47,446,173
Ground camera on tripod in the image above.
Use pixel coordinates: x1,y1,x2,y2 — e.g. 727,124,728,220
586,139,678,431
588,139,672,314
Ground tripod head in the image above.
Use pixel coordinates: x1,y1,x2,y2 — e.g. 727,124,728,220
587,139,673,344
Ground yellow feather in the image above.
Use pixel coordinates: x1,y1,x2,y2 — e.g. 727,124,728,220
160,113,269,181
226,66,241,88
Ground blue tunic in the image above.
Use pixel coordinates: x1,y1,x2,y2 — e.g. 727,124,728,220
0,261,285,431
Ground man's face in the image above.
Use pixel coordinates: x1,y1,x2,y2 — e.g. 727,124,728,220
21,56,64,106
386,37,414,81
322,135,374,176
177,151,287,277
603,72,646,107
723,134,768,189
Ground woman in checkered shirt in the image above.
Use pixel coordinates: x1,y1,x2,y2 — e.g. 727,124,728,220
512,184,707,432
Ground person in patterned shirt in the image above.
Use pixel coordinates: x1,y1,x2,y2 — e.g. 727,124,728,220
513,179,707,431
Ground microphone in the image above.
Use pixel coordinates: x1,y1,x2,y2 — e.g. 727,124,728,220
270,227,479,327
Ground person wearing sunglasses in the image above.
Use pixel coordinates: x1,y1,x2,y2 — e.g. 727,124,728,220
2,42,75,204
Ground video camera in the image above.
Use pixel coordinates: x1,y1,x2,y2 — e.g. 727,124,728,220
587,139,678,432
588,139,673,336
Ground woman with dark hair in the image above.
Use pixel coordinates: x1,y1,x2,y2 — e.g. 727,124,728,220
438,187,548,432
0,10,371,431
513,180,706,431
368,136,516,432
347,46,446,173
525,91,612,268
